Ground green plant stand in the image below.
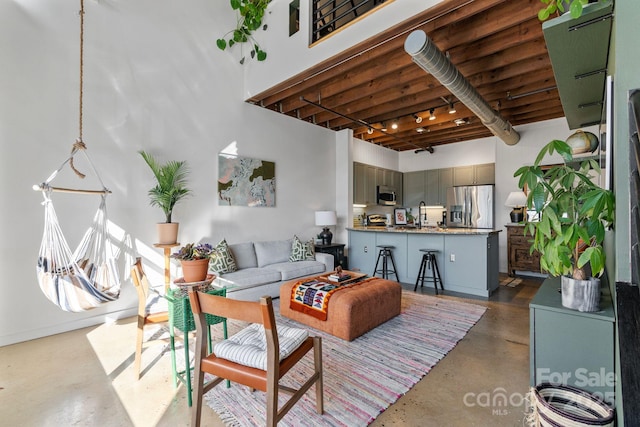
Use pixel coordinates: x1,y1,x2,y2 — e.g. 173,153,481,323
166,286,227,407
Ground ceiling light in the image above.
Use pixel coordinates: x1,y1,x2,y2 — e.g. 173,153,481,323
448,102,456,114
454,118,468,126
367,127,374,135
428,108,436,121
391,121,398,130
416,127,425,133
413,114,423,124
381,121,387,131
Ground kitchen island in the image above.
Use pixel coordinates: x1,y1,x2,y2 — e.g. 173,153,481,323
348,226,501,297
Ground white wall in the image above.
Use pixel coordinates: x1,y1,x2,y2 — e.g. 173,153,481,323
0,0,336,346
243,0,442,98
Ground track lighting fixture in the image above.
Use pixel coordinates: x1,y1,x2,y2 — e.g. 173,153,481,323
367,127,374,135
416,127,426,133
413,114,423,124
448,102,456,114
381,121,387,132
428,108,436,121
391,121,398,130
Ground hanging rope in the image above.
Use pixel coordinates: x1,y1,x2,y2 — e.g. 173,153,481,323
70,0,86,179
33,0,120,311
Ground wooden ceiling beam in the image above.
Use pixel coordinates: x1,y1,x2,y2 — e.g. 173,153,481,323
252,0,510,106
271,0,542,115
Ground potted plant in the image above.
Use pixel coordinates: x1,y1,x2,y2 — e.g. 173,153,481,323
538,0,602,22
171,243,214,282
216,0,271,64
139,151,191,245
514,139,614,312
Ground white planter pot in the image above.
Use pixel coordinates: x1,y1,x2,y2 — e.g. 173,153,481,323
561,275,601,312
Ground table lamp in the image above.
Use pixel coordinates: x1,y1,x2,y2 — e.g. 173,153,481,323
505,191,528,223
315,211,337,245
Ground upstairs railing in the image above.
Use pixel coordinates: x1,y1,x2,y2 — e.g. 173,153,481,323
311,0,388,43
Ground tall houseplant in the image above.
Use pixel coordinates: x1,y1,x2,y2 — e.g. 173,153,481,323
139,151,191,244
514,140,614,311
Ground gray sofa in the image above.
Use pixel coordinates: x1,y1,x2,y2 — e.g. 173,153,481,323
211,239,334,301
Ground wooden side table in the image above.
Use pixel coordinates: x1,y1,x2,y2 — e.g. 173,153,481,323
506,225,541,276
315,243,347,269
153,243,180,292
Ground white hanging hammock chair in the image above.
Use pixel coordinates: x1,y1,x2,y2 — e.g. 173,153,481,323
34,1,120,312
35,143,121,312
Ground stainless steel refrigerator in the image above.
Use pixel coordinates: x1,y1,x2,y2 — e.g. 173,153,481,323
446,185,495,229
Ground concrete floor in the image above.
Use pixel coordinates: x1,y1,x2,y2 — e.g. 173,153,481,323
0,274,542,426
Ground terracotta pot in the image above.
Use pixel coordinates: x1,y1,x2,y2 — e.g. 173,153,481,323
157,222,179,245
180,258,210,283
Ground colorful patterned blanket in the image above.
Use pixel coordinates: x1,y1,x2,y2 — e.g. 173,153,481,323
289,277,372,321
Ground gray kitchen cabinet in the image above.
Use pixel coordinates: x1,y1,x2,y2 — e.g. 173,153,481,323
348,228,499,297
425,169,439,206
443,233,499,297
403,171,425,207
347,230,377,276
474,163,495,185
453,165,475,186
354,162,403,206
354,162,377,205
391,171,403,205
405,168,452,207
530,277,615,405
438,168,452,206
453,163,495,185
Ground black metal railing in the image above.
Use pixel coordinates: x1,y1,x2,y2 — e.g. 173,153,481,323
312,0,387,43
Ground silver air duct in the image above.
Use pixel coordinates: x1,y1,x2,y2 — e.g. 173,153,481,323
404,30,520,145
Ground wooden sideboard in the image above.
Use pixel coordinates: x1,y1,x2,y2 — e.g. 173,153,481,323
506,224,541,277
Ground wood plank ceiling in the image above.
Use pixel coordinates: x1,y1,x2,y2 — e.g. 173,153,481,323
247,0,565,152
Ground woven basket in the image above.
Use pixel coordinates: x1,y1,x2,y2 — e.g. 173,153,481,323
168,287,226,332
531,383,614,427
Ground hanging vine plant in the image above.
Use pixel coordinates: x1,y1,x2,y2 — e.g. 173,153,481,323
216,0,271,64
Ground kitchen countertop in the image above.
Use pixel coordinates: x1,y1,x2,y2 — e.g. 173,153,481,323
348,226,501,235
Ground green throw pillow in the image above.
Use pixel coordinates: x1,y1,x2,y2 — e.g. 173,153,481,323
210,239,237,274
289,235,315,262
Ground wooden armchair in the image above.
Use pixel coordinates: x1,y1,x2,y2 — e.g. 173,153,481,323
131,257,170,379
188,291,323,426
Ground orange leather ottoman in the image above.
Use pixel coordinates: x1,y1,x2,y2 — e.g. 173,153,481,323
279,278,402,341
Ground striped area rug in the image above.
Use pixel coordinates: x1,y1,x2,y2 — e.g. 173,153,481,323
205,291,486,426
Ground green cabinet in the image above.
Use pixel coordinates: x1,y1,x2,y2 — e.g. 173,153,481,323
530,277,615,404
403,168,452,207
403,171,425,207
354,162,402,205
438,168,452,206
542,1,613,129
354,162,377,205
453,163,495,186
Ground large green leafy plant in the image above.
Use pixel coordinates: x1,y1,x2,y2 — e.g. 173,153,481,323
216,0,271,64
139,151,191,223
514,140,614,280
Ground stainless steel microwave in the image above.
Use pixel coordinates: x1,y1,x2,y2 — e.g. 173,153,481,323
377,185,397,206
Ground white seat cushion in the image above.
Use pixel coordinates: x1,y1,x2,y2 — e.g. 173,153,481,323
214,323,308,370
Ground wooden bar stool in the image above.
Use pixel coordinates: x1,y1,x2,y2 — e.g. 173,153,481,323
373,245,399,281
414,249,444,294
